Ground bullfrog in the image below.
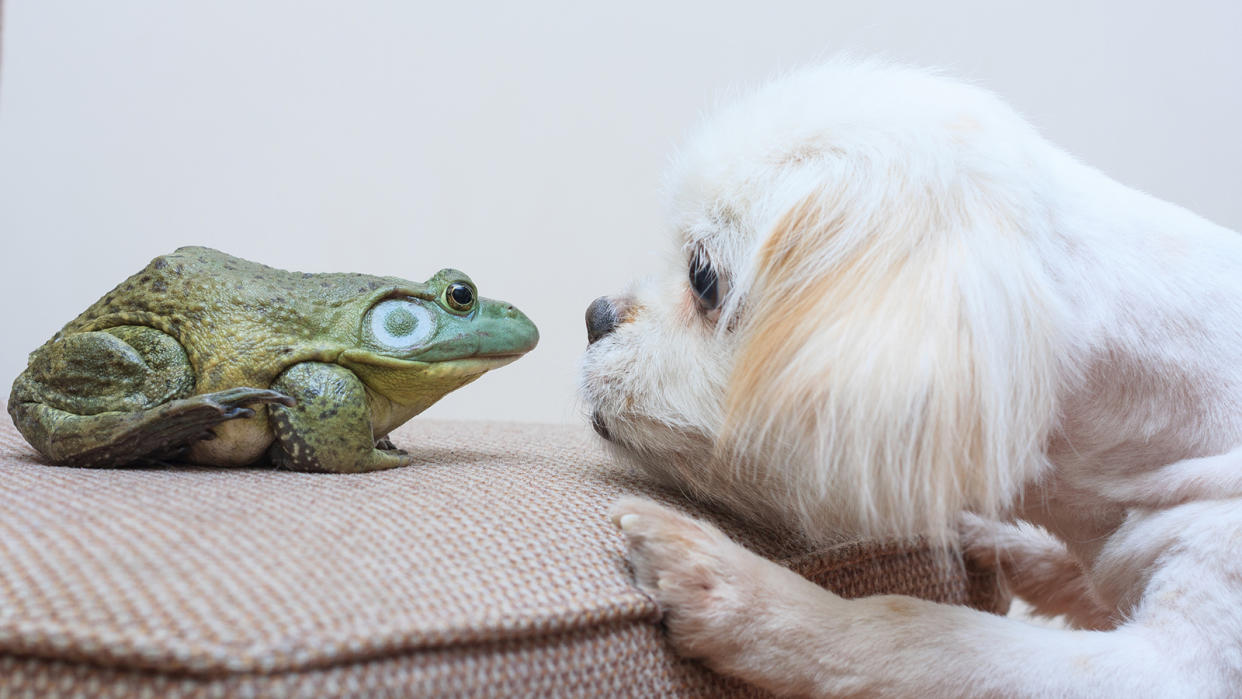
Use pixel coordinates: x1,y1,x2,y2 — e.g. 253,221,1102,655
8,246,539,472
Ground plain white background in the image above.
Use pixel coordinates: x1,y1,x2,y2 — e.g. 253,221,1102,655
2,1,1240,424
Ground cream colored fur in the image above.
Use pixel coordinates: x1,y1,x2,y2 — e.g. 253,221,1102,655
580,60,1242,696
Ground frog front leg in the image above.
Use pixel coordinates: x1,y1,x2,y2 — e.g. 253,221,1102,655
267,362,414,473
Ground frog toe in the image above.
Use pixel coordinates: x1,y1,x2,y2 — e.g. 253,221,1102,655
374,436,406,454
206,387,296,411
360,448,415,471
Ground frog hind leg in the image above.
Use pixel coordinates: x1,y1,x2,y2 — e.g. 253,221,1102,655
7,326,293,467
267,362,413,473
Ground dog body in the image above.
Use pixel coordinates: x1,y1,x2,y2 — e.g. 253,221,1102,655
580,61,1242,696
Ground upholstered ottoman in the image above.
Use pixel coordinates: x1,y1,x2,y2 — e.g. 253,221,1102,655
0,411,1006,697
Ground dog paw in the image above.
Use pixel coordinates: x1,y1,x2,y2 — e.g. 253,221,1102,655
610,497,764,662
957,511,1006,568
957,512,1063,572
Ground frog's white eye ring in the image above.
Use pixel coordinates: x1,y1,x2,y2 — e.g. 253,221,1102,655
369,299,436,351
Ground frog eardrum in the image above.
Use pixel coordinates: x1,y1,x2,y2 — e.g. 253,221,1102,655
367,299,437,351
8,247,539,472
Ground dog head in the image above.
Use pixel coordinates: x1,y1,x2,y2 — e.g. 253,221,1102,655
580,60,1067,542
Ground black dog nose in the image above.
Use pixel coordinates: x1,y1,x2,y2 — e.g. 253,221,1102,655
586,296,619,344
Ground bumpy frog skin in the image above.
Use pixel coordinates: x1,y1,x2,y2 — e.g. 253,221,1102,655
8,247,539,472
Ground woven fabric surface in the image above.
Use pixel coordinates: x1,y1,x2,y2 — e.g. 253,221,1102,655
0,409,1005,697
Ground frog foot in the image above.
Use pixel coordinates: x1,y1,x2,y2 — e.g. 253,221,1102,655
115,388,296,466
177,387,296,440
375,436,405,453
12,387,294,468
196,387,296,419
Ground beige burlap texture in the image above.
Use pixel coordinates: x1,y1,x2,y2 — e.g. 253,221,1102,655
0,410,1006,697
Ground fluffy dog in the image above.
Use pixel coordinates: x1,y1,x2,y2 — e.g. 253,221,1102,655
579,60,1242,696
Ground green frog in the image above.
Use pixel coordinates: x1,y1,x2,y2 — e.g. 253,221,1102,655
8,247,539,472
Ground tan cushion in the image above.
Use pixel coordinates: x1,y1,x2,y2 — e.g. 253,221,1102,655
0,410,1005,697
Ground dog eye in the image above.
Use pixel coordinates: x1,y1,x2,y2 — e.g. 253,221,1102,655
689,250,721,311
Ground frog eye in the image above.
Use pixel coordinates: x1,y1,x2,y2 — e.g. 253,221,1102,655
369,299,436,350
444,281,476,313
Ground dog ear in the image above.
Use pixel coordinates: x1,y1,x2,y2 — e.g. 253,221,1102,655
722,186,1060,541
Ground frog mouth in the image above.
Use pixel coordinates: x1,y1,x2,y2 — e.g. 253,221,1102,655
436,354,524,371
340,349,523,370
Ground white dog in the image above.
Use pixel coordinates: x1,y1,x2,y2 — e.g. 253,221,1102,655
579,60,1242,696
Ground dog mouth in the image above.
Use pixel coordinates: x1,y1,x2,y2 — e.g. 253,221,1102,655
590,410,612,441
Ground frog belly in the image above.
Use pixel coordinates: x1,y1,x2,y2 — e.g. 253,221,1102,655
186,407,274,466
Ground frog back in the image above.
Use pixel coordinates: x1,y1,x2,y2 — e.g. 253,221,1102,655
56,247,405,394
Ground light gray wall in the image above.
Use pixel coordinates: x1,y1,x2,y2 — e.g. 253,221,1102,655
2,1,1240,423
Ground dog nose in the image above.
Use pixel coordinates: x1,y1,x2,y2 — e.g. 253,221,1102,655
586,296,620,344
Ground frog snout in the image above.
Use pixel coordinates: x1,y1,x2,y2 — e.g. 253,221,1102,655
476,300,539,356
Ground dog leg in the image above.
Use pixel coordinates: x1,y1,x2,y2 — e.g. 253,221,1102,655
958,513,1113,629
613,497,1185,698
1100,445,1242,508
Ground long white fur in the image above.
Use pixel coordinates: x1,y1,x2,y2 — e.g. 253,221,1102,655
581,59,1242,696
